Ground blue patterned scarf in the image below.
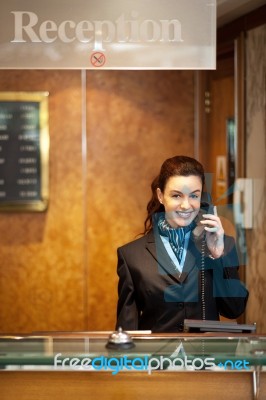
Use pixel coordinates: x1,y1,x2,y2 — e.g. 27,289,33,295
157,214,196,263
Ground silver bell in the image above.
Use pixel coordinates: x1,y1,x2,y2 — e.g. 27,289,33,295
106,327,135,350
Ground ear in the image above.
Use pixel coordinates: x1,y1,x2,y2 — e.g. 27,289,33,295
156,188,163,204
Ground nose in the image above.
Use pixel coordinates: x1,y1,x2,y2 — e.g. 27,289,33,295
180,197,190,209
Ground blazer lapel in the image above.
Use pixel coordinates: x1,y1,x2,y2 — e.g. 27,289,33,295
145,230,183,282
145,230,200,283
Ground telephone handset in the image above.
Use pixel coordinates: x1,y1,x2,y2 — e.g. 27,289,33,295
200,191,214,216
194,192,214,230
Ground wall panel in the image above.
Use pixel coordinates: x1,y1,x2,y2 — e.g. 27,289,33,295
86,70,194,330
245,25,266,333
0,69,195,332
0,70,85,332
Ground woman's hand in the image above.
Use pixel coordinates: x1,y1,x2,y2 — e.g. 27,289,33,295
200,206,224,259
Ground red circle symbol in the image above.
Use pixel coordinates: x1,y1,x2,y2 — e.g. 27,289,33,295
91,52,106,67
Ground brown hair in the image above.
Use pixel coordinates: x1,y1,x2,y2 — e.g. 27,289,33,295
144,156,205,234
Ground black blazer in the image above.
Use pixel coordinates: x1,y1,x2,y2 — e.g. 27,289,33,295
116,230,248,333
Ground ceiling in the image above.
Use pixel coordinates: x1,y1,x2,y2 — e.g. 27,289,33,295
217,0,266,27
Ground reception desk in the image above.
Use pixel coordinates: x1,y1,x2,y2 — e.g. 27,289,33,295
0,332,265,400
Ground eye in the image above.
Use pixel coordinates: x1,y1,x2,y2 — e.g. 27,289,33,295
172,194,181,198
190,194,199,199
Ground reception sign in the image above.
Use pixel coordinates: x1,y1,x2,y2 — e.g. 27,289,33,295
0,0,216,69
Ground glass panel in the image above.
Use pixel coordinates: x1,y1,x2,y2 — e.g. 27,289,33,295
0,334,265,372
0,0,216,69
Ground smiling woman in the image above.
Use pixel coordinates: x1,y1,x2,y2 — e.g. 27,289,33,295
115,155,249,332
156,175,202,228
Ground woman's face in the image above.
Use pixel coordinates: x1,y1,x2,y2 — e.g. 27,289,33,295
157,175,202,228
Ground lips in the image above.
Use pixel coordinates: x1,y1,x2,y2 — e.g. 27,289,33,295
175,211,193,219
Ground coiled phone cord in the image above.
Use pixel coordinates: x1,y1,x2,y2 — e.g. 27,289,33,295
201,233,206,321
200,233,207,357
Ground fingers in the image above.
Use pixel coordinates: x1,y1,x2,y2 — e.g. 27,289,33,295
200,207,222,233
204,226,218,232
201,215,220,226
200,219,219,232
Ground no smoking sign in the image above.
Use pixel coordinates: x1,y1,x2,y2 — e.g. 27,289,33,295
90,52,106,67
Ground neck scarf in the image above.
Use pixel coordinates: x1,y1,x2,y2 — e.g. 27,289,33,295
157,214,196,263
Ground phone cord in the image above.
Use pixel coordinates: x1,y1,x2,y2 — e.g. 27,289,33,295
200,234,207,358
201,234,206,321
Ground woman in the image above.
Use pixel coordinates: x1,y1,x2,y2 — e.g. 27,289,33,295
116,156,248,332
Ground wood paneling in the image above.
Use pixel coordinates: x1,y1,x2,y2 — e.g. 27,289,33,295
207,73,234,204
0,70,85,332
0,70,195,333
245,25,266,333
1,371,262,400
85,71,195,330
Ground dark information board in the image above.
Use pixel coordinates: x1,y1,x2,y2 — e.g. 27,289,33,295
0,92,49,211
